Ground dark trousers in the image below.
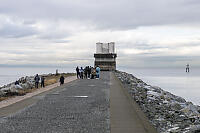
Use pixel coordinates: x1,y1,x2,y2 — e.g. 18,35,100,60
77,72,80,78
80,72,83,79
41,81,45,88
60,81,64,85
186,68,189,72
96,74,99,78
35,82,39,88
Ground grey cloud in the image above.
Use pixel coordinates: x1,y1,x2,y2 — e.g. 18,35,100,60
23,20,36,25
39,33,69,40
53,40,71,43
117,54,199,68
1,0,200,29
0,0,200,68
118,41,167,50
0,22,37,38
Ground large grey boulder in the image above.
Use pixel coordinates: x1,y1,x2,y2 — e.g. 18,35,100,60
0,90,5,97
187,125,200,133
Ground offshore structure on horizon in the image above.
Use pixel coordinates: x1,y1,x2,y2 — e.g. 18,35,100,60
94,42,117,71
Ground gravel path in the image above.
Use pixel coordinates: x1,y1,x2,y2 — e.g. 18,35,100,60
0,72,110,133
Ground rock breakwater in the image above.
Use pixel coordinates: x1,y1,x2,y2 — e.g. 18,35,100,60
0,73,75,100
115,70,200,133
0,76,35,98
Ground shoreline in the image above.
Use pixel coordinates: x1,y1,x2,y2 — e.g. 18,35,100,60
115,70,200,133
0,73,75,103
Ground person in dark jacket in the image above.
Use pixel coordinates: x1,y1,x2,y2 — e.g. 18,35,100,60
88,66,91,79
84,67,87,79
41,76,45,88
15,80,19,85
76,66,80,79
80,67,84,79
60,75,65,85
34,74,40,88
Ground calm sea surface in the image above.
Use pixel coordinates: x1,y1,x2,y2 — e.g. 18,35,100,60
119,67,200,105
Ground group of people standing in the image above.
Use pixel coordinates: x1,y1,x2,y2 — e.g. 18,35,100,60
34,74,65,89
76,66,100,79
32,66,101,89
34,74,45,88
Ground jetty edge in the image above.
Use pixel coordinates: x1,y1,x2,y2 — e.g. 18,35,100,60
110,72,157,133
115,70,200,133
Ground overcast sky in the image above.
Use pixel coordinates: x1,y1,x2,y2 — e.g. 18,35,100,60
1,0,200,69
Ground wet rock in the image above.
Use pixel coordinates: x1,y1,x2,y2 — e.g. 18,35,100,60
175,96,186,103
14,85,23,89
186,125,200,133
9,87,18,93
0,75,35,97
170,102,183,110
0,90,5,97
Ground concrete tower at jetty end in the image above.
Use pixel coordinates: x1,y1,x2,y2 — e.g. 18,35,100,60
94,42,117,71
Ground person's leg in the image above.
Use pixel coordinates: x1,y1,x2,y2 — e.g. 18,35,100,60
36,82,38,88
42,82,45,87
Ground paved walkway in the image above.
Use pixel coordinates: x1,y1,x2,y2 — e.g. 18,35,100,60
110,72,157,133
0,72,110,133
0,72,157,133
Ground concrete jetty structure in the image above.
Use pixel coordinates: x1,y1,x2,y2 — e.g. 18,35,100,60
94,42,117,71
0,72,157,133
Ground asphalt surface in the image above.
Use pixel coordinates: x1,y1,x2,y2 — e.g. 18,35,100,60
0,72,157,133
0,72,110,133
110,73,157,133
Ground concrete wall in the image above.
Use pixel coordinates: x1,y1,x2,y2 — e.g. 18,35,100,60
95,58,116,62
96,42,115,54
108,42,115,53
95,42,117,71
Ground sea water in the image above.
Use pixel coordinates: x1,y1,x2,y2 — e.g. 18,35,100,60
119,67,200,105
0,67,74,87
